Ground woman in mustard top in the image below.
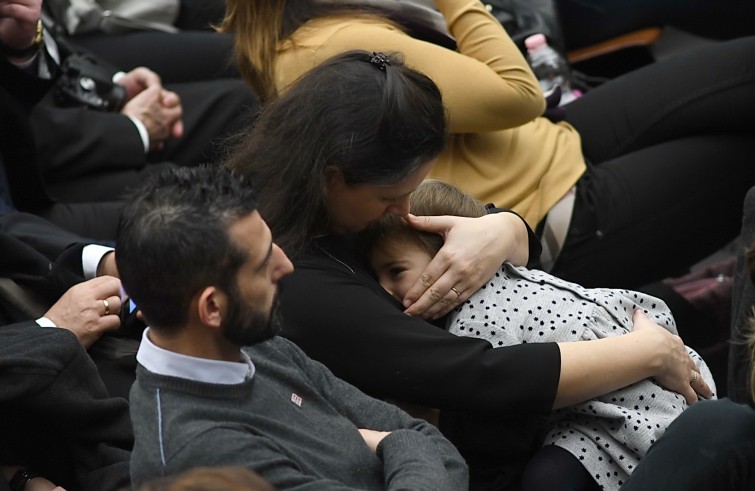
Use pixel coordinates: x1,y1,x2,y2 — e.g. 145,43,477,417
220,0,755,292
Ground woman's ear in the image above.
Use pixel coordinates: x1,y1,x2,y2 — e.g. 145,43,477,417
196,286,227,330
324,165,345,190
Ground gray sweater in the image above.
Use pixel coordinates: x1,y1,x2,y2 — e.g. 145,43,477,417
129,336,468,490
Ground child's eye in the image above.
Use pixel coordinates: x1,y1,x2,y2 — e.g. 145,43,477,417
389,267,406,278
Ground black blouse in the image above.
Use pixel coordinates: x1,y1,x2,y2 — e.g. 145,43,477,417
278,215,561,416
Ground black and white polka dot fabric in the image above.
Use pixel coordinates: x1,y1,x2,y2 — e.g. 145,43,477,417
449,263,716,490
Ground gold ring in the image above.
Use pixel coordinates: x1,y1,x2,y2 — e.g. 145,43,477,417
691,371,698,385
451,287,461,298
103,299,110,316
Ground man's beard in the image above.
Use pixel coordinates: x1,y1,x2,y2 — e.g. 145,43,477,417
220,286,282,346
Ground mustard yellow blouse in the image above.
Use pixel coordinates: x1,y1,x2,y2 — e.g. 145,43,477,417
275,0,586,227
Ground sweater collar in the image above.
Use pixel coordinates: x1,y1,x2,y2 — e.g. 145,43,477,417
137,328,255,385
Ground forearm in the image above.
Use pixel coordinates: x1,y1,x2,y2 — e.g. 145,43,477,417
31,105,147,178
493,211,531,266
378,430,468,491
554,331,663,408
434,0,544,125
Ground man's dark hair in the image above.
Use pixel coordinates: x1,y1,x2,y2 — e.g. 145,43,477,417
116,166,259,332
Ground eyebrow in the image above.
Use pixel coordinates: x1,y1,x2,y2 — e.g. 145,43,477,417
373,258,403,271
254,241,274,272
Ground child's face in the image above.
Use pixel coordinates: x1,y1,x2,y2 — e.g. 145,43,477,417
370,239,433,301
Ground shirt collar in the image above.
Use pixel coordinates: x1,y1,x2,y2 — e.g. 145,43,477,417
136,328,255,384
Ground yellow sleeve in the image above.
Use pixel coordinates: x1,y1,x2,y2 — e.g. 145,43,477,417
316,1,545,133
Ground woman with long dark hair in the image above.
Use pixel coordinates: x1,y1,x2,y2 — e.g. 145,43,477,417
225,50,708,490
220,0,755,293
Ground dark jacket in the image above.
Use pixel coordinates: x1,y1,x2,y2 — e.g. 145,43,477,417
0,57,57,211
0,322,132,491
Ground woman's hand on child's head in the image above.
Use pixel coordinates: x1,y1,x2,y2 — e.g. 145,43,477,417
401,212,529,319
632,310,713,404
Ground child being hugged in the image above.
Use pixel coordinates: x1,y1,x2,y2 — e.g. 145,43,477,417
363,179,716,491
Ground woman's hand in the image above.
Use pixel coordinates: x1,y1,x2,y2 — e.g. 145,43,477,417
402,212,529,319
632,311,713,404
555,311,714,409
358,429,390,454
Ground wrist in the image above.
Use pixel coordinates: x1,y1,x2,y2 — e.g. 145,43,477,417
8,468,42,491
496,212,528,265
627,328,665,378
96,251,118,278
124,115,150,153
0,20,44,61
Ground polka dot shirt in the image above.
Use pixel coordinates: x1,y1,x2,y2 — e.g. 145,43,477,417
448,264,716,489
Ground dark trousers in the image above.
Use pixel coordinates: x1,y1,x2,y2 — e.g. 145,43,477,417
69,30,237,84
551,36,755,290
620,398,755,491
64,0,234,84
44,77,259,205
557,0,755,50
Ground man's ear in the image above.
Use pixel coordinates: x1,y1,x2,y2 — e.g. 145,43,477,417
196,286,227,330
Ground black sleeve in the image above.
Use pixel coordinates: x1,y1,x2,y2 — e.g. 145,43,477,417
0,323,132,491
0,213,89,305
486,206,543,268
30,99,147,180
0,211,87,261
0,58,54,110
279,259,560,416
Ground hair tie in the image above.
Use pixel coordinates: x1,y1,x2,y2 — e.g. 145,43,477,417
369,52,391,71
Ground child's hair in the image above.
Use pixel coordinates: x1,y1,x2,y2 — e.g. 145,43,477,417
362,179,488,257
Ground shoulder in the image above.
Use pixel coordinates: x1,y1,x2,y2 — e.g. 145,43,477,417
291,15,402,47
244,337,323,382
245,336,302,363
277,16,410,90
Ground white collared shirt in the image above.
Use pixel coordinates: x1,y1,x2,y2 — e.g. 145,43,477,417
136,328,255,384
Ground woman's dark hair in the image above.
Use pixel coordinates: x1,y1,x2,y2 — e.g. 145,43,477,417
362,179,487,259
116,166,259,332
225,50,447,255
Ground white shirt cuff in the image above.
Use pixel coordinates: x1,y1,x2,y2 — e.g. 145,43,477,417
126,116,150,153
82,244,115,279
36,317,57,328
111,72,148,151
